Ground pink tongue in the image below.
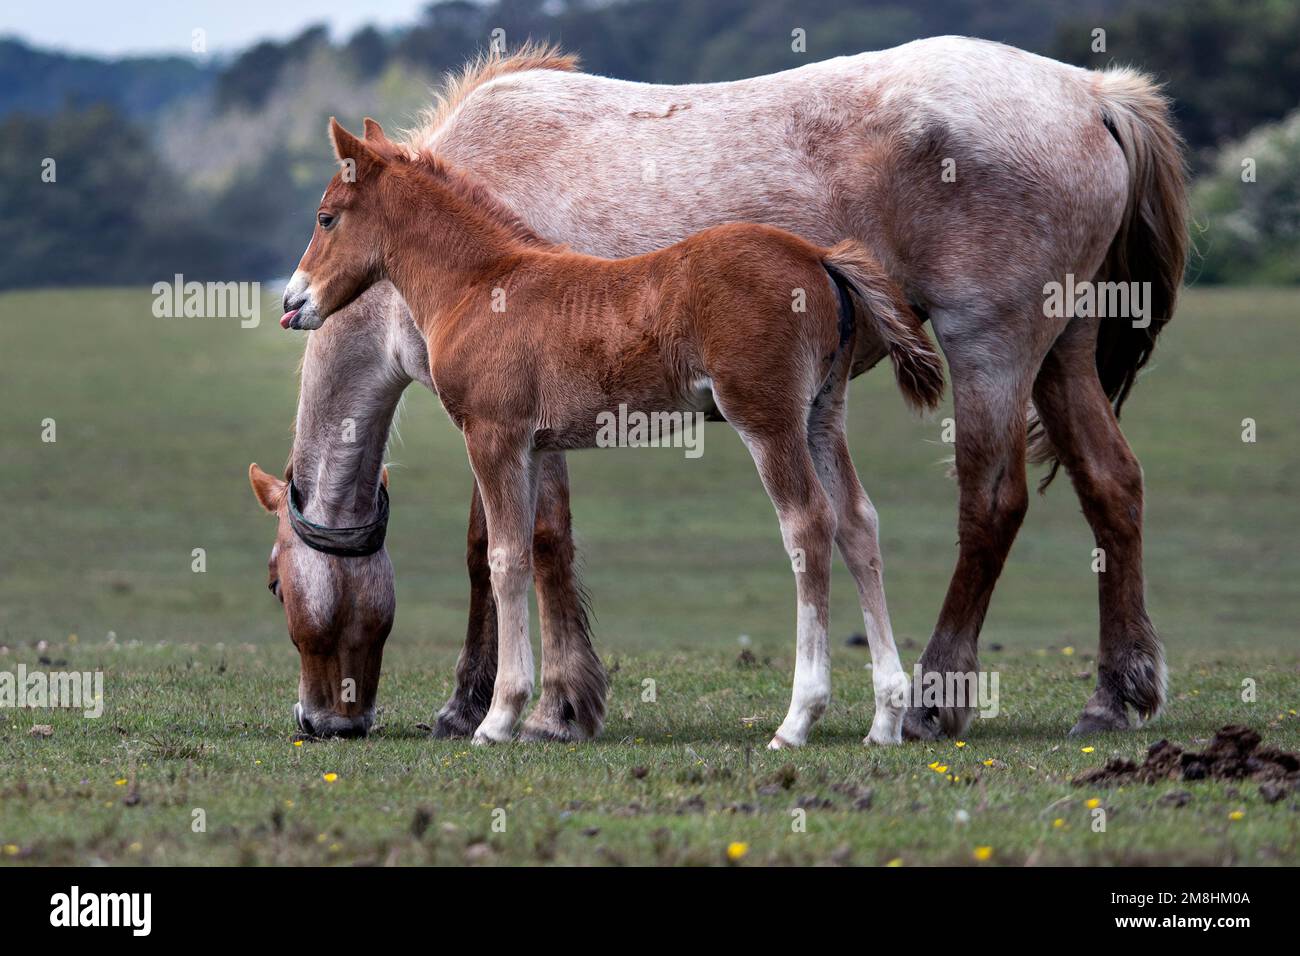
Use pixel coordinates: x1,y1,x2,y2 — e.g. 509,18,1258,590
280,309,299,329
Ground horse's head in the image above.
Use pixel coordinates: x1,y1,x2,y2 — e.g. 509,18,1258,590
247,462,394,738
282,117,398,331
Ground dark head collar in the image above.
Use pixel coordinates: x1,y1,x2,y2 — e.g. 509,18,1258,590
287,480,389,557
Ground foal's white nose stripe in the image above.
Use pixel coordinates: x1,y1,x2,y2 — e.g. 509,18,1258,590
285,270,311,301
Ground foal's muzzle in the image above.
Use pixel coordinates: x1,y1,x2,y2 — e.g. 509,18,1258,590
281,295,310,329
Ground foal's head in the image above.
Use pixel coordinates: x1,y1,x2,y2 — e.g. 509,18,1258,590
281,118,399,331
282,117,540,331
248,462,394,737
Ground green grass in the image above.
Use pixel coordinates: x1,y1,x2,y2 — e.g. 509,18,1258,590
0,286,1297,865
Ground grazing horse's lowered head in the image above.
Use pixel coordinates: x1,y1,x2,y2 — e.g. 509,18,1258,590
251,282,426,737
249,462,394,737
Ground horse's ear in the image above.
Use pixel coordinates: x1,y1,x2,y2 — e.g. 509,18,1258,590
249,463,287,514
329,117,383,178
363,117,387,144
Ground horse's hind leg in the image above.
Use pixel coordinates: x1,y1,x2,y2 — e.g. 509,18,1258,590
807,404,909,746
521,454,608,742
728,420,836,749
1032,319,1166,734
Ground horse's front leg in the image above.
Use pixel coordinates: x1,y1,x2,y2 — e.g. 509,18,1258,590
464,426,540,745
520,453,608,742
902,344,1036,741
432,482,498,737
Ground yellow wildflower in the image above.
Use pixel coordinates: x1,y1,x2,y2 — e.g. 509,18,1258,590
973,846,993,862
726,842,749,862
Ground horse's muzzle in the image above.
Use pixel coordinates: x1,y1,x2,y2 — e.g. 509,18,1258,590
294,701,371,738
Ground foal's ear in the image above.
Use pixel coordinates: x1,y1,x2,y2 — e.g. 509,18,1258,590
329,117,384,178
249,463,288,514
362,117,387,144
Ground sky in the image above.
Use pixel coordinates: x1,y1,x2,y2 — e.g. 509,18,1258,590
0,0,434,57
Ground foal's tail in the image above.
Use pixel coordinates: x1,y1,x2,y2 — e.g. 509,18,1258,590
1029,68,1189,481
823,240,945,414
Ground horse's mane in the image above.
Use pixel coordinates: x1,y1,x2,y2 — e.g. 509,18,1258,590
406,41,579,145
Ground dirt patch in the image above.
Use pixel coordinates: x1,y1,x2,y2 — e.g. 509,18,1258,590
1072,725,1300,789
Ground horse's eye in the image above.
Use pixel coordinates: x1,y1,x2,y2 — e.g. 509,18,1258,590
317,212,336,230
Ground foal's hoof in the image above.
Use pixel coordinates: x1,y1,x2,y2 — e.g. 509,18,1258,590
863,723,903,746
1069,708,1132,736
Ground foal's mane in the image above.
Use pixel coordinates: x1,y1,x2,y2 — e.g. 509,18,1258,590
382,145,554,250
407,41,579,144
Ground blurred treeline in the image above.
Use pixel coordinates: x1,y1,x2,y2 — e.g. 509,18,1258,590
1,0,1297,289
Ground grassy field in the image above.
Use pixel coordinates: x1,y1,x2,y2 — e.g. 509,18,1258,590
1,286,1297,865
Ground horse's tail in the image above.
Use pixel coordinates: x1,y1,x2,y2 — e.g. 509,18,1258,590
1028,67,1189,485
823,240,945,414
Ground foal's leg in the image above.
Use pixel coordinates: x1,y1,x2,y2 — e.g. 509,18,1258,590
732,423,837,750
435,457,604,739
808,424,909,745
902,342,1038,741
1032,320,1166,734
464,427,540,744
521,454,609,742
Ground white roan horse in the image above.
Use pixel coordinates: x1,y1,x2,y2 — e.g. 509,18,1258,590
271,35,1186,746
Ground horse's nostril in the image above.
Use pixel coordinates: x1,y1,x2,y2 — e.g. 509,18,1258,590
294,702,313,734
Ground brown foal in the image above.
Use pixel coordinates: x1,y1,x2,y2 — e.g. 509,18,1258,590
281,118,944,746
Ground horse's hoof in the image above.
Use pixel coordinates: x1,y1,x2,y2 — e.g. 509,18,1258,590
431,708,480,739
519,719,579,743
767,733,798,750
1069,708,1131,736
901,707,941,741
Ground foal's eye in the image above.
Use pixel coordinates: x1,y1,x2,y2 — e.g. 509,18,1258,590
317,212,336,230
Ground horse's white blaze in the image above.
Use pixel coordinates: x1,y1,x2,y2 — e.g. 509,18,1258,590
289,545,332,629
